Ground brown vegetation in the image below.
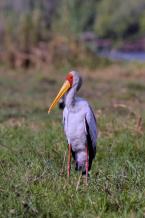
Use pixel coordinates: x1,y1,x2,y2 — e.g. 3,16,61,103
0,35,108,69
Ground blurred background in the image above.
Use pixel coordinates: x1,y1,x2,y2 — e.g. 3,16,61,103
0,0,145,68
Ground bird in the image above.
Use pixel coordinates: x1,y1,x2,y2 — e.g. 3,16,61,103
58,96,65,110
48,71,97,183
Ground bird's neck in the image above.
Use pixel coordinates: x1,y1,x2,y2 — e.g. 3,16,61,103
65,85,77,109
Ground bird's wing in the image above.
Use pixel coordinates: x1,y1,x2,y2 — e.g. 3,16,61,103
85,105,97,156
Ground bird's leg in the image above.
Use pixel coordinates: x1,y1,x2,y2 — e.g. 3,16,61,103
67,144,71,177
85,144,88,185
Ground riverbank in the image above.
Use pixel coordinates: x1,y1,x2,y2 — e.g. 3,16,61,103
81,32,145,62
98,50,145,62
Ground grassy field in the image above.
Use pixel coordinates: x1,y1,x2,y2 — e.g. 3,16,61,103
0,63,145,218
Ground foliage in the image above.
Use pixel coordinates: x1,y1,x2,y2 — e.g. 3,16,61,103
0,0,145,52
52,0,97,36
3,9,46,51
94,0,145,38
17,10,43,50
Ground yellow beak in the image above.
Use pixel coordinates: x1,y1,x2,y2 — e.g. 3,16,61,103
48,80,70,113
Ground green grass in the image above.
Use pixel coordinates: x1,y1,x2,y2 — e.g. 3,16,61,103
0,65,145,218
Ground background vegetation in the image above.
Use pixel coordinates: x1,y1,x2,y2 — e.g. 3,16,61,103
0,0,145,50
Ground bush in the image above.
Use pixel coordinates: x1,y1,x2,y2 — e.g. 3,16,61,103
52,0,97,36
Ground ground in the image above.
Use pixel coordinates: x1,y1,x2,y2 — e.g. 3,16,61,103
0,62,145,218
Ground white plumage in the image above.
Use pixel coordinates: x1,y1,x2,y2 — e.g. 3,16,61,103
48,70,97,179
63,97,97,172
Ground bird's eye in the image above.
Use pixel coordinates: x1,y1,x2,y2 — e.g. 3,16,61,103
66,73,73,86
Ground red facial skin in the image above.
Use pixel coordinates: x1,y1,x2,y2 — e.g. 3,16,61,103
66,73,73,87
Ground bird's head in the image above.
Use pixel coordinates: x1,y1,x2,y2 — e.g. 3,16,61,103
66,70,82,91
48,70,82,113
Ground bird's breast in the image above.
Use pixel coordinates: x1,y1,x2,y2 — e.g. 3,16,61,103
65,110,87,150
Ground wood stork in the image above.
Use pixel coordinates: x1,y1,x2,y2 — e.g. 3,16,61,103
48,71,97,183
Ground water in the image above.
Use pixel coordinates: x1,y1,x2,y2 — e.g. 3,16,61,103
98,50,145,62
